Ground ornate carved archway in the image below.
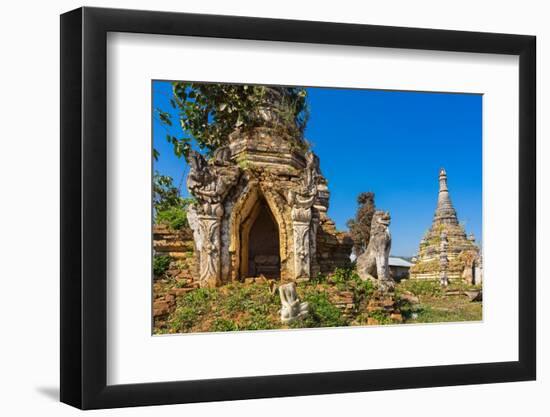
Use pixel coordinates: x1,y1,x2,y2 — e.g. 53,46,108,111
228,182,289,281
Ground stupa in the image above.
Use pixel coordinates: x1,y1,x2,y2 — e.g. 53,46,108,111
185,87,352,288
409,168,481,284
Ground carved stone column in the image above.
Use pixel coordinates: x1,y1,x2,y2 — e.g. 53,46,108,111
197,210,223,288
309,209,320,278
291,205,312,280
188,201,225,288
185,149,239,287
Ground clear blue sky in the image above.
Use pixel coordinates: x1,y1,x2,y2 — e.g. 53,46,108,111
153,81,482,257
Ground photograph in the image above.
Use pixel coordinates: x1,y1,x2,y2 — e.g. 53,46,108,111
151,81,483,334
0,0,542,414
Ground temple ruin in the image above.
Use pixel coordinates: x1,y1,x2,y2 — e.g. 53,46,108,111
409,168,482,284
185,88,352,288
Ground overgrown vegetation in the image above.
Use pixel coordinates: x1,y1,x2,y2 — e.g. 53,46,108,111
155,267,481,334
153,171,193,230
153,255,171,277
291,290,346,328
166,283,280,333
156,206,189,230
153,172,184,212
325,267,376,297
156,83,310,158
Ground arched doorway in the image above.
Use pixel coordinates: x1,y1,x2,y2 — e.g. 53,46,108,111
240,198,281,279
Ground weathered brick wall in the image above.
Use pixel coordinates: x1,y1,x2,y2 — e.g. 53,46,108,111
153,224,195,263
153,224,198,322
153,224,197,281
153,220,353,285
316,217,353,275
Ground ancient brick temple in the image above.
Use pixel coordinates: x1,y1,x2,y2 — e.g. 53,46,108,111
409,168,482,284
185,88,352,288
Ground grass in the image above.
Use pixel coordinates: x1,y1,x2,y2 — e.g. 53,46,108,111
169,288,217,331
401,296,482,323
398,279,482,323
154,274,482,334
161,283,281,334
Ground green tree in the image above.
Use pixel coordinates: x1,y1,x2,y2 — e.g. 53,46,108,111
156,83,309,158
153,172,193,230
347,192,376,256
153,172,184,212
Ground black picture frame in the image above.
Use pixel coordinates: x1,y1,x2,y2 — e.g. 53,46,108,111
60,6,536,410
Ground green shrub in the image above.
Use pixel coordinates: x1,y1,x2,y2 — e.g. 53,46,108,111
156,206,188,230
299,290,347,328
328,267,357,291
356,278,376,298
169,288,217,332
153,255,171,277
170,305,199,331
212,318,239,332
184,288,217,306
368,309,393,325
311,272,328,284
328,267,375,298
330,267,354,284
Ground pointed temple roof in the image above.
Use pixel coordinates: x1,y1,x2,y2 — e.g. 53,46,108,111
433,168,459,226
409,167,480,280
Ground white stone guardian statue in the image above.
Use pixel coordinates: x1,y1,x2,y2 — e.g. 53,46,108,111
356,210,394,292
279,282,309,323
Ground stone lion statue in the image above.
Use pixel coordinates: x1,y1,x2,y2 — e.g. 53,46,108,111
356,210,394,291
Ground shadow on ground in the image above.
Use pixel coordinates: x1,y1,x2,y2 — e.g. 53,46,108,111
36,386,59,401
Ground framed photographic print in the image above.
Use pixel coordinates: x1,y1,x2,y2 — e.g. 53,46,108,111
60,6,536,410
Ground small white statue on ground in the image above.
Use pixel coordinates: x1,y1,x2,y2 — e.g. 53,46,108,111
279,282,309,323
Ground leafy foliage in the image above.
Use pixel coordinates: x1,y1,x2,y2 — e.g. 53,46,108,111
211,318,240,332
157,83,309,157
367,309,394,325
153,172,185,212
153,255,171,277
297,290,347,328
347,192,376,255
328,267,375,297
156,206,189,230
153,171,193,229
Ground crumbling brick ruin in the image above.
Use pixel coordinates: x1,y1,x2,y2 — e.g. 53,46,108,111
182,87,352,287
